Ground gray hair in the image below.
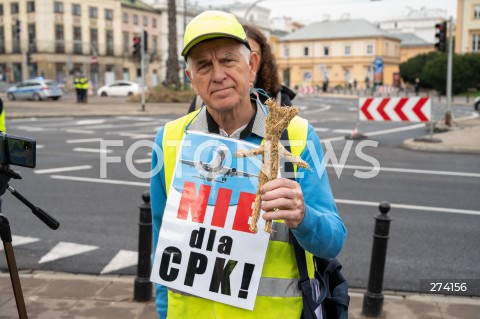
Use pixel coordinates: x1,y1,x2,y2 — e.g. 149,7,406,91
186,43,251,77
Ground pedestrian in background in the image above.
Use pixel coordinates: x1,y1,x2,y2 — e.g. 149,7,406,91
79,75,89,103
74,75,81,103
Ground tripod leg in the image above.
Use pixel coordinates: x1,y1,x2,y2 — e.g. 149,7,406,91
1,216,28,319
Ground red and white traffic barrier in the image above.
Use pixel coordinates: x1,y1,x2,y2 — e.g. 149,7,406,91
359,97,431,122
298,86,317,95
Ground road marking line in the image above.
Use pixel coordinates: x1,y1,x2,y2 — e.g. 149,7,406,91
363,124,425,137
335,199,480,216
34,165,93,174
37,145,45,149
0,235,40,251
76,119,105,125
100,250,138,274
66,138,104,143
332,129,353,134
327,164,480,178
39,242,99,264
66,129,96,134
51,175,150,187
17,126,46,132
321,123,426,143
73,147,112,153
314,127,330,132
302,105,331,115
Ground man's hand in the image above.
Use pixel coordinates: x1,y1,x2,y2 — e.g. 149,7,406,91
260,178,306,229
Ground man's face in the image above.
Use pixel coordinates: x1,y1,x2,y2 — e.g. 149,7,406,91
186,38,258,113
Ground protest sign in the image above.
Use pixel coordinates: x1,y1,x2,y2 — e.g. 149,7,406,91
151,131,270,310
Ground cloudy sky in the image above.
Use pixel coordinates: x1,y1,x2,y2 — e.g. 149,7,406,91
199,0,456,24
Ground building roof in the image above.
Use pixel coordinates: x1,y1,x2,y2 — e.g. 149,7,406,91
394,33,433,47
280,19,399,41
121,0,156,12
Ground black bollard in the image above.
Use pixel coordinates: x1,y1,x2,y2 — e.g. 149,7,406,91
362,201,393,317
134,191,152,301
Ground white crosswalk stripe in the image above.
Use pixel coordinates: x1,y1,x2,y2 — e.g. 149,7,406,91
100,250,138,274
0,235,40,251
39,242,99,264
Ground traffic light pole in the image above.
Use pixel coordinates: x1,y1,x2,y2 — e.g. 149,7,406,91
141,26,146,112
22,50,28,81
445,16,453,126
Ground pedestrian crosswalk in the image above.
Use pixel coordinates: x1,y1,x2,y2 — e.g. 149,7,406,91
1,235,138,275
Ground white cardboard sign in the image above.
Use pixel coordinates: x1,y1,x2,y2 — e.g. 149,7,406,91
151,131,270,310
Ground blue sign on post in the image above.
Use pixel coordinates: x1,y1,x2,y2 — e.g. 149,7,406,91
373,57,384,85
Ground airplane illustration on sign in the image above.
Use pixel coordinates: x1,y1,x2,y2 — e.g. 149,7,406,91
181,144,257,183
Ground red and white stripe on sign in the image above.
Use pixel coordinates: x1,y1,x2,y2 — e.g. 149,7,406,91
359,97,431,122
298,86,317,94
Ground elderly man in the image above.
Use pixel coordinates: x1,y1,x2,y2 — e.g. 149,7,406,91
150,10,346,318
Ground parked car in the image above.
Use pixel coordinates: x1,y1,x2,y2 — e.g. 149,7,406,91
97,80,141,97
7,79,63,101
475,96,480,111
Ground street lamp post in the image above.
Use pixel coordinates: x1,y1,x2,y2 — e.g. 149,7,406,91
243,0,266,24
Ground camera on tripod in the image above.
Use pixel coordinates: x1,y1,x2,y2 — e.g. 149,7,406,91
0,132,36,168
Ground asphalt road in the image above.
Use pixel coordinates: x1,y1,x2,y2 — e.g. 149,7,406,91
1,96,479,296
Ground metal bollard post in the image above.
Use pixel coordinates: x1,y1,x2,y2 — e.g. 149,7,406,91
134,191,152,301
362,201,393,317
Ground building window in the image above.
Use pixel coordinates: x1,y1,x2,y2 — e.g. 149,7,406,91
323,46,329,56
27,1,35,13
123,32,129,53
133,15,138,25
472,34,480,52
89,6,97,18
105,9,113,20
152,36,158,53
72,4,81,16
366,44,373,55
152,18,157,28
28,24,36,52
73,26,82,54
283,45,289,57
54,2,64,13
123,13,128,23
0,27,5,53
143,16,148,27
11,3,20,14
55,24,64,53
474,5,480,19
106,30,114,56
91,28,98,55
0,4,3,16
303,47,309,57
344,45,351,56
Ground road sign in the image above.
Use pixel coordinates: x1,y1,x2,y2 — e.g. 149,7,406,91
359,97,431,122
304,71,311,81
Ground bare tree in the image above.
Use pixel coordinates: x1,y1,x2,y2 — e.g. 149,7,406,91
166,0,180,88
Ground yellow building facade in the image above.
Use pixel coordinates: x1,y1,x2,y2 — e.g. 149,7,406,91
273,19,402,90
455,0,480,54
0,0,163,90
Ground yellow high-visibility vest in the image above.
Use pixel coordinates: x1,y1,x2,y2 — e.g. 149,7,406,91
160,109,314,318
0,97,6,132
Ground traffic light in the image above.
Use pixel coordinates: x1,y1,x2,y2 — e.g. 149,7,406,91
27,51,32,65
15,19,21,37
434,21,447,52
132,36,141,57
143,30,148,51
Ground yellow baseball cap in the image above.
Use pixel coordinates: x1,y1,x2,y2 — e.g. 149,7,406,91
182,10,250,57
